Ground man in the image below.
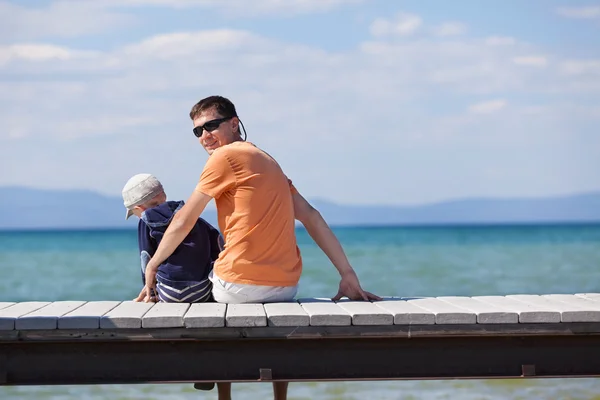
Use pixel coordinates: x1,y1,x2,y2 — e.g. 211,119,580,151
137,95,379,399
138,95,378,305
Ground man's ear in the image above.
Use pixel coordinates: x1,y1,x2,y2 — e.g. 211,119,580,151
231,116,240,134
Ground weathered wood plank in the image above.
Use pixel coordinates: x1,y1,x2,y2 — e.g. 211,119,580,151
375,299,435,325
100,301,155,329
0,302,50,330
225,304,267,327
474,296,560,323
264,303,310,327
336,300,394,326
0,303,15,311
58,301,121,329
16,301,86,330
298,298,351,326
509,294,600,323
407,298,476,324
142,303,190,328
184,303,227,328
7,322,600,343
438,296,519,324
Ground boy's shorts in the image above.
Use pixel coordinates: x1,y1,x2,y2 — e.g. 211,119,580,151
156,274,213,303
209,270,298,304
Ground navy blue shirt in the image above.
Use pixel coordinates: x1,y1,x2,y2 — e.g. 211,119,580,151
138,200,221,285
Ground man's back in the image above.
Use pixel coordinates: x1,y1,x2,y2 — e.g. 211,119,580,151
196,141,302,287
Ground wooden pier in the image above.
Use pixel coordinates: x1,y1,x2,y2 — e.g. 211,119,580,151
2,294,600,385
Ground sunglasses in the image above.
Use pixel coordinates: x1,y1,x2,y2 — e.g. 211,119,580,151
192,116,233,138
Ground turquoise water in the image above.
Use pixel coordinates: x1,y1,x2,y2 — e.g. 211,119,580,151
1,224,600,399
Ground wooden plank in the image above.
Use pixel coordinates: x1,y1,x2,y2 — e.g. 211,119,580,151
335,300,393,326
225,304,267,327
8,322,600,343
406,298,476,324
474,296,560,323
0,302,50,330
184,303,227,328
100,301,155,329
375,299,435,325
544,294,600,314
264,303,310,327
298,298,351,326
58,301,122,329
438,296,519,324
142,303,190,328
575,293,600,301
0,303,15,311
509,294,600,323
16,301,86,330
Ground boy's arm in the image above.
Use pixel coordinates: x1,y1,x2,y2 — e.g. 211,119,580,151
136,221,158,301
137,221,155,284
291,190,381,301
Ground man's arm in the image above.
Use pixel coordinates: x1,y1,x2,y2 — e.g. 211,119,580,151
136,190,213,302
292,191,381,301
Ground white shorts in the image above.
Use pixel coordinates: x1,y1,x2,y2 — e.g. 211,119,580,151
209,270,298,304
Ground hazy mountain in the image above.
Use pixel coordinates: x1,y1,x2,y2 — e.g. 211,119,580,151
1,186,599,229
0,186,218,230
309,192,600,226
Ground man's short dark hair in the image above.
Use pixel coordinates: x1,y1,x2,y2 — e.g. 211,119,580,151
189,95,238,120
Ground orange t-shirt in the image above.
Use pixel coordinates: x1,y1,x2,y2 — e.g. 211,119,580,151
195,141,302,286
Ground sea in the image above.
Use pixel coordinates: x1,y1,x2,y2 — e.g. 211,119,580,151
1,224,599,400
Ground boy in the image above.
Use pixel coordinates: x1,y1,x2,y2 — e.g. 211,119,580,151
122,173,222,303
123,174,230,397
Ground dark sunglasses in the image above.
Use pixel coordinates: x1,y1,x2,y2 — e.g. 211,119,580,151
192,116,233,138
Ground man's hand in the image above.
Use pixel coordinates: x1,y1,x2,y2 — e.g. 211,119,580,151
133,286,157,303
332,270,382,301
135,262,158,302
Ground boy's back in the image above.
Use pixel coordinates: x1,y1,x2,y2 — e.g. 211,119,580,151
139,200,221,303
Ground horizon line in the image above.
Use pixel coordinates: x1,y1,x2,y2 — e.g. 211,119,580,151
2,220,600,233
1,185,600,209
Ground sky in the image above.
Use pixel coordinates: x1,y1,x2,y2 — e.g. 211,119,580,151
0,0,599,206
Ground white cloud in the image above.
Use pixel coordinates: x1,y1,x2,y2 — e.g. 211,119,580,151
0,0,365,40
484,36,516,46
433,22,467,37
556,6,600,19
108,0,363,11
370,13,422,37
0,44,73,65
119,30,268,60
0,1,134,40
513,56,548,67
50,0,364,16
468,99,507,114
561,60,600,75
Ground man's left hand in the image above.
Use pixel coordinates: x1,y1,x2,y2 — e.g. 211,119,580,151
332,271,382,301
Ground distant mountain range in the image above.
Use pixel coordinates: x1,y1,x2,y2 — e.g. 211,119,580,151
1,186,599,230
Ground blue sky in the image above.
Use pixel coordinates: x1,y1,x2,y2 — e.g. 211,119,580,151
1,0,599,206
